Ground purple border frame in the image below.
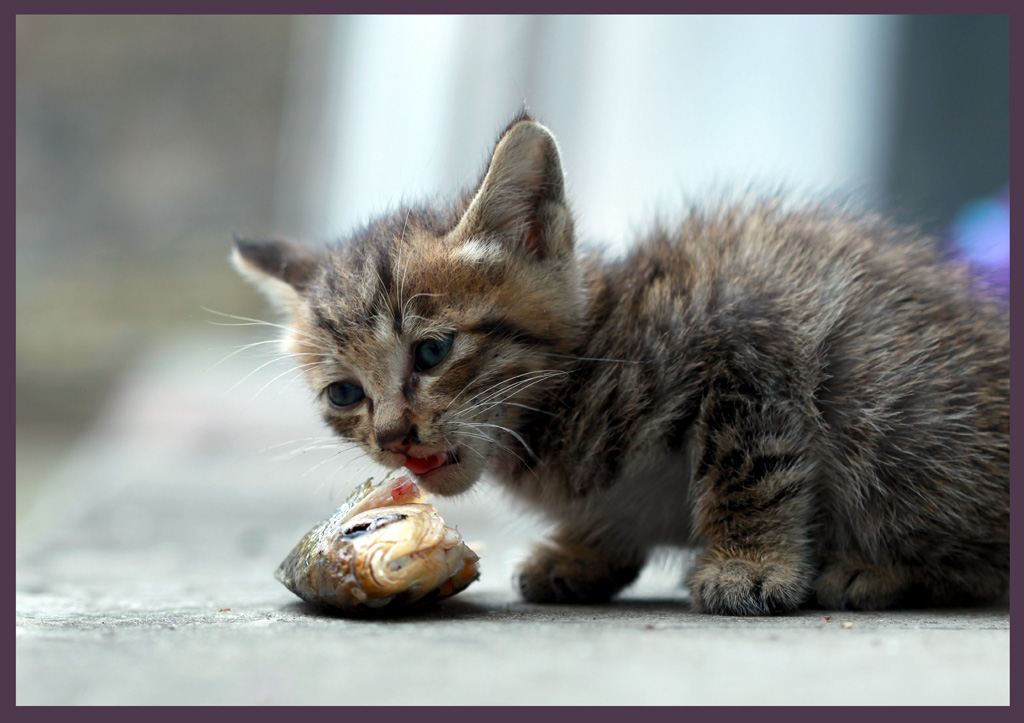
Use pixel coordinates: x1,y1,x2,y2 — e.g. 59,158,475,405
8,4,1018,719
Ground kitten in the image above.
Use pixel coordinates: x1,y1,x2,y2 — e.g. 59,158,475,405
234,111,1009,615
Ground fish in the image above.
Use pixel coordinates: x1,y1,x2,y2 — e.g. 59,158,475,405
275,476,480,614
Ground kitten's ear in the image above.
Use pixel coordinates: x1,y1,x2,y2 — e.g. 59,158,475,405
231,237,323,310
452,117,573,260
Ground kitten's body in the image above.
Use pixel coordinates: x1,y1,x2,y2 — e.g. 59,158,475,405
236,113,1009,614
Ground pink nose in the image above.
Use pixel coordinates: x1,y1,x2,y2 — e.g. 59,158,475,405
376,426,415,453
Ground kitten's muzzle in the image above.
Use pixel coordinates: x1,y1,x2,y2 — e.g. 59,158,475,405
376,424,419,453
375,425,461,480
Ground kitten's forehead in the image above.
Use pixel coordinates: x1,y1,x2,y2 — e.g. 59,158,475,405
304,213,534,368
308,231,446,345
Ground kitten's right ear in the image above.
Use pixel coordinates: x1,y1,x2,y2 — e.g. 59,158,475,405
451,116,573,261
231,237,323,311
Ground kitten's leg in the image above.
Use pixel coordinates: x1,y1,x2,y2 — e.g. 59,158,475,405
516,529,645,604
687,389,816,616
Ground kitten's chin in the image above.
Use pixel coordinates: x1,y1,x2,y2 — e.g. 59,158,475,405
412,453,484,497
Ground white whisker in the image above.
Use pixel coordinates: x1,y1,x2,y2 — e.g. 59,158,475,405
449,368,566,412
258,436,344,453
476,400,557,417
321,448,375,488
455,369,567,415
272,441,359,462
201,306,327,347
250,360,331,400
303,447,367,479
402,291,446,322
368,262,398,324
221,354,306,396
451,421,538,461
397,207,413,323
449,429,538,479
537,350,650,365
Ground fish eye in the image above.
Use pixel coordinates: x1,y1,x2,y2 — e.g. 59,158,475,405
341,513,407,539
326,381,365,408
413,333,455,372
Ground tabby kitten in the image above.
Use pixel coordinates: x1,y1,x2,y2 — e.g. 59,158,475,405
234,112,1009,615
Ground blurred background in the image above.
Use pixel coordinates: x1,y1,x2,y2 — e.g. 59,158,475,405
16,15,1010,523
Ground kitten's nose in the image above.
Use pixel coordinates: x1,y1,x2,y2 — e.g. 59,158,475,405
376,425,418,453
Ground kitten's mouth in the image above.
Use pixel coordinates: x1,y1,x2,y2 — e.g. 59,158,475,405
403,450,460,477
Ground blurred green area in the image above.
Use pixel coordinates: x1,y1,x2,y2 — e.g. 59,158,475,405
16,16,295,512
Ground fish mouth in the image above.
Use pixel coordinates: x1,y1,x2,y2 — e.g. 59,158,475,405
403,449,461,480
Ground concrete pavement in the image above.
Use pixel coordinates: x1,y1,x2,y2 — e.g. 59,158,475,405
15,333,1010,705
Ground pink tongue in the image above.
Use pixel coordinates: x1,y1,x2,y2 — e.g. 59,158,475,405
404,453,447,476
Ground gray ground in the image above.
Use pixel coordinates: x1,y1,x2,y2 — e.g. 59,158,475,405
16,334,1010,705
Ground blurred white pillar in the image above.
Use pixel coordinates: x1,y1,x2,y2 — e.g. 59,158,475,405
275,15,899,253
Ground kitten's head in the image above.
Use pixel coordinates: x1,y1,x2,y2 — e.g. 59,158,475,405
234,115,583,496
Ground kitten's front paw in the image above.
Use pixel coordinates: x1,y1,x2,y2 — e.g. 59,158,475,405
516,545,641,604
689,553,808,615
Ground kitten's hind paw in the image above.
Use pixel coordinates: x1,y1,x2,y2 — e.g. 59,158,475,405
516,544,642,604
814,560,911,610
689,553,809,616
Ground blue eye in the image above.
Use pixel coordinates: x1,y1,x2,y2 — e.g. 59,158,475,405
414,334,455,372
326,382,365,408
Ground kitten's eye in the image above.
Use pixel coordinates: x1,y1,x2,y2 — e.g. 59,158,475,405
326,381,365,408
413,334,455,372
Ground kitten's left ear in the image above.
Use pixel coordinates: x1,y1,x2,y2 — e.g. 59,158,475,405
231,237,323,311
452,117,573,261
